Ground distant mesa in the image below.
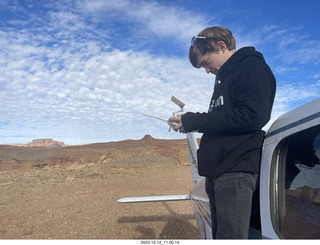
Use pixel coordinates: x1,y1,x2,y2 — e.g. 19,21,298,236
26,138,65,148
141,135,154,140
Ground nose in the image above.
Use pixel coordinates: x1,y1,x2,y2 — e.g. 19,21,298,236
205,67,211,73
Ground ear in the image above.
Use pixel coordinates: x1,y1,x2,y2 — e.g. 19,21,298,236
217,41,227,52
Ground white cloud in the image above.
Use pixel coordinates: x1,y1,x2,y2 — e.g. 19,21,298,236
264,81,320,131
76,0,209,44
0,21,212,144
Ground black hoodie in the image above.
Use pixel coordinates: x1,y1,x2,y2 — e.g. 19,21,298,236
182,47,276,178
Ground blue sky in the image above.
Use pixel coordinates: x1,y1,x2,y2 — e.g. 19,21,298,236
1,0,320,145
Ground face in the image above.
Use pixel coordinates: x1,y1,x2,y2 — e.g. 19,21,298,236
196,50,226,75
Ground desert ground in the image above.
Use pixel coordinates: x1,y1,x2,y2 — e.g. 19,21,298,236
0,136,201,239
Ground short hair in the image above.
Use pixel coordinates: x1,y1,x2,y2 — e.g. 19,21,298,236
189,26,236,68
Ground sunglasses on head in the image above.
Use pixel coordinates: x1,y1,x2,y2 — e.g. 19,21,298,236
191,36,219,46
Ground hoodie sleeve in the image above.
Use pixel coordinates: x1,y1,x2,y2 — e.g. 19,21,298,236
182,57,276,134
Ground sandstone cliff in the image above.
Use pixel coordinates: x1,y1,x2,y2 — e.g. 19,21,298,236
26,138,65,148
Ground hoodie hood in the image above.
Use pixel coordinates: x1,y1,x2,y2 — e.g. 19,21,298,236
217,46,265,80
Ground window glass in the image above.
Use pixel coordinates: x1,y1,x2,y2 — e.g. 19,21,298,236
279,127,320,238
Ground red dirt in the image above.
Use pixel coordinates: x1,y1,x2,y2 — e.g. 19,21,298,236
0,137,201,239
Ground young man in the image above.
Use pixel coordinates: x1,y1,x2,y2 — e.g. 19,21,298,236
169,26,276,239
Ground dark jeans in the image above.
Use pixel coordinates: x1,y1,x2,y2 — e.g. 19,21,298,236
205,172,258,239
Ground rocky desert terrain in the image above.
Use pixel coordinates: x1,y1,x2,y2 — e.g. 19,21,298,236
0,136,201,239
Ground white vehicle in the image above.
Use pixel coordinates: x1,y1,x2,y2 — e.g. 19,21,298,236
118,96,320,239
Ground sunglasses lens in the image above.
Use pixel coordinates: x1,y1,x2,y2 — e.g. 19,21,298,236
191,36,195,46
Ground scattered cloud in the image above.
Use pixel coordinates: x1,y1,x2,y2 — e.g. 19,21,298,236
77,0,208,41
0,22,212,144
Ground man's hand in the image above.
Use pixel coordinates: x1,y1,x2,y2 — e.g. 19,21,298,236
168,114,186,133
